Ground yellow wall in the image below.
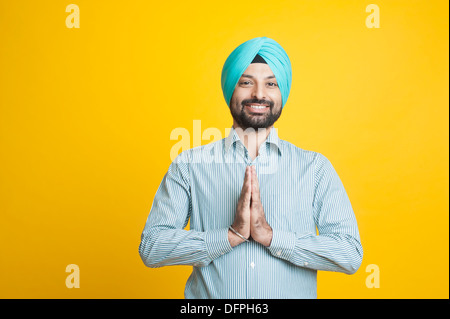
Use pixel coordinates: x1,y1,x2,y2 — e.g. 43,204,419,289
0,0,448,298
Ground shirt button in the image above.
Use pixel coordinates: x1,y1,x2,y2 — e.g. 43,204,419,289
250,262,255,268
276,250,282,256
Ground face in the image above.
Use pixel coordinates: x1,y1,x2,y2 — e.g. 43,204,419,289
229,63,283,130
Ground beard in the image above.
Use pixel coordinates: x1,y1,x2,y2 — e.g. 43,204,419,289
230,98,282,130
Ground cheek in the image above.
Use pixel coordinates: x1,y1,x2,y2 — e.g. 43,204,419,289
269,92,282,107
231,93,246,108
230,96,239,109
231,90,244,101
229,97,242,113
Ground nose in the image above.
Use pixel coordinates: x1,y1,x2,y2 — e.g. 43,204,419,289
250,82,267,101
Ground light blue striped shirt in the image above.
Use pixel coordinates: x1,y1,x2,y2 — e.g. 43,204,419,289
139,127,363,299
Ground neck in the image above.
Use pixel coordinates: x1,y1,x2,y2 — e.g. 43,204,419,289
232,122,273,161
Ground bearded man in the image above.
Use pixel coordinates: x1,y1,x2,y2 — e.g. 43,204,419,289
139,36,363,299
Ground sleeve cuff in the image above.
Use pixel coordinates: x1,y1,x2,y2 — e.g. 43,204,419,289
267,229,296,261
205,227,233,261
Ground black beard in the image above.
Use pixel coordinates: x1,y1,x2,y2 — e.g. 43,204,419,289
230,99,282,130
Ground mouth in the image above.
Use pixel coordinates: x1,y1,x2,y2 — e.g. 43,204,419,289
244,103,270,114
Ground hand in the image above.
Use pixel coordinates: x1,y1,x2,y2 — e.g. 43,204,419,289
249,166,273,247
228,166,252,247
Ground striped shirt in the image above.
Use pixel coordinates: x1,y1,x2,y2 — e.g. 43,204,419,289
139,127,363,299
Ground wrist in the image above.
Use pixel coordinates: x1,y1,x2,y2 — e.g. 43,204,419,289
253,224,273,247
228,229,246,247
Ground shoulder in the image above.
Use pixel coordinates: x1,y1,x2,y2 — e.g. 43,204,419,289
278,139,337,180
279,139,328,164
174,138,225,164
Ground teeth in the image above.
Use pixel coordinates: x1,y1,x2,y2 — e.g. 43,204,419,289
248,105,267,109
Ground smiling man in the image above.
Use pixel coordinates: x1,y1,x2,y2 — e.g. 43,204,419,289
139,37,363,299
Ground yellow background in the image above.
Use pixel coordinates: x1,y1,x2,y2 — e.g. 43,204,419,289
0,0,448,298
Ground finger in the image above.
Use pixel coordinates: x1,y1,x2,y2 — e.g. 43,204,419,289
251,166,260,203
239,166,252,205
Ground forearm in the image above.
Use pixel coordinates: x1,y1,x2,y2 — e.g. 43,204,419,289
267,229,363,274
139,226,232,268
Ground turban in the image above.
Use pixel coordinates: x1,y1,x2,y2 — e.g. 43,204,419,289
221,36,292,108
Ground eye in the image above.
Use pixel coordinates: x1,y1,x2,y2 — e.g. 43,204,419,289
267,82,278,87
240,81,252,85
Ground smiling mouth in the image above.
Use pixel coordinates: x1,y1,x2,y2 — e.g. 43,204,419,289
245,103,269,110
244,104,270,115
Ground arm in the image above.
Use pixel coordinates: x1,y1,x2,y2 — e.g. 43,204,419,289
139,152,232,268
267,153,363,274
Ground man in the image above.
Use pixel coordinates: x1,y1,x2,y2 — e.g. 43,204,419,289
139,37,363,299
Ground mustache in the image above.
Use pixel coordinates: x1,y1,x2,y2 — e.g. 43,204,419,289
241,99,274,108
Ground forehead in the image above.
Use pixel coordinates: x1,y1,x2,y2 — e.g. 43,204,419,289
240,63,275,79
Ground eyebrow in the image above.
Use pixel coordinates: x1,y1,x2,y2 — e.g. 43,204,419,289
241,74,276,80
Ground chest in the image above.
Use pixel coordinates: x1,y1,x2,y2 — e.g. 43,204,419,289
189,161,316,234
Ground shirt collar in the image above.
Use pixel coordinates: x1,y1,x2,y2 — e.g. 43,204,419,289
224,126,282,156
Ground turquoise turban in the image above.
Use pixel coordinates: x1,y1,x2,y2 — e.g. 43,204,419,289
221,36,292,108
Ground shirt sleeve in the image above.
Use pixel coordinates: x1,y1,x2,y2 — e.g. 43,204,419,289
139,152,232,268
267,153,363,274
